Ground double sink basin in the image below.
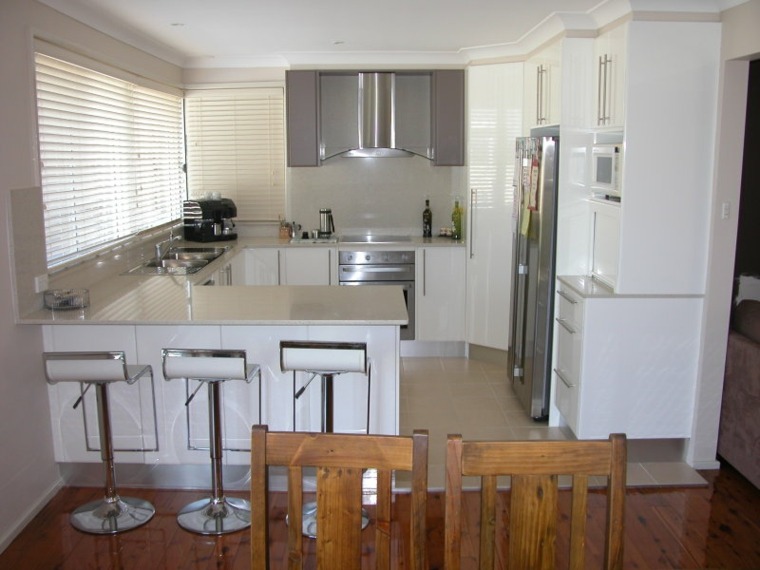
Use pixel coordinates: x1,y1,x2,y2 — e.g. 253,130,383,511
126,246,231,276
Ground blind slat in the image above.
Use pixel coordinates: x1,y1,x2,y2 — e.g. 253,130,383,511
185,90,285,221
35,53,185,267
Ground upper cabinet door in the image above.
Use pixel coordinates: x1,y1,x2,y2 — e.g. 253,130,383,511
523,40,562,134
594,25,627,128
432,70,465,166
286,70,320,167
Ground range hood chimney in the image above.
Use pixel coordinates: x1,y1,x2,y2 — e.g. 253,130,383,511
342,72,414,158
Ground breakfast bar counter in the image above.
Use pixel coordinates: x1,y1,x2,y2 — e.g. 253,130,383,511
28,271,408,483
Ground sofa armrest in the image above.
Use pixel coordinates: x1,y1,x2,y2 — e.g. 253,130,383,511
718,330,760,489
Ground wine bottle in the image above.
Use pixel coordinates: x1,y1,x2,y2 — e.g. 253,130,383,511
451,198,463,240
422,199,432,238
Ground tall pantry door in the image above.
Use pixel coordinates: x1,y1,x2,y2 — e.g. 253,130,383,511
466,64,523,350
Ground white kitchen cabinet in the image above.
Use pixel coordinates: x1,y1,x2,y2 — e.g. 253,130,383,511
281,247,334,285
241,247,335,285
243,248,280,285
583,21,720,295
416,247,466,341
523,39,561,133
589,198,620,289
554,277,702,439
594,24,627,128
465,63,523,351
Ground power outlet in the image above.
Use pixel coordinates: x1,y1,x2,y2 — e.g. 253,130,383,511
34,274,49,293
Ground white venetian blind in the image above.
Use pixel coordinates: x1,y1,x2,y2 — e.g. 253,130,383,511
34,53,186,268
184,88,285,221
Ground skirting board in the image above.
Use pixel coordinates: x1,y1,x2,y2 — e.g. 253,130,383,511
0,478,63,554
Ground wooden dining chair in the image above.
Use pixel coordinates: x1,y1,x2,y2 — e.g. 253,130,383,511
251,425,429,570
444,433,627,570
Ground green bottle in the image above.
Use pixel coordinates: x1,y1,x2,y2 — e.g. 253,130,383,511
422,199,432,238
451,199,463,240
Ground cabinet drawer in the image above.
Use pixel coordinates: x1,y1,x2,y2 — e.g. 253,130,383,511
557,287,582,332
554,366,578,433
556,319,581,382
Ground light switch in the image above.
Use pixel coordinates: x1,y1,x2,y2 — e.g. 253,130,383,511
34,274,49,293
721,201,731,220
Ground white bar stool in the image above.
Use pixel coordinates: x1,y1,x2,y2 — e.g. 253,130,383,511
280,340,370,434
161,348,261,535
43,351,157,534
279,340,371,537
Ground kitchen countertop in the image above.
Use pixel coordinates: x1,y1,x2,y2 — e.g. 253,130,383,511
22,279,408,325
557,275,616,298
557,275,704,299
20,235,456,325
242,235,465,248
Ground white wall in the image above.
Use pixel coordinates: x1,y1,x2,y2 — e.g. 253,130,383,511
0,0,182,551
689,0,760,468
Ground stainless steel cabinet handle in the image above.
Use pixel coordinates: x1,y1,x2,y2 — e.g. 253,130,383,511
422,249,427,296
556,317,577,334
603,54,611,124
554,368,576,388
469,188,476,259
536,65,542,124
598,55,604,125
537,64,547,124
277,249,282,285
557,289,578,305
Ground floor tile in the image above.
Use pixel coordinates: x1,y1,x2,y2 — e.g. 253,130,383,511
399,356,706,490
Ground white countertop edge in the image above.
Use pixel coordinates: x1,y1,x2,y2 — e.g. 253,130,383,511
557,275,705,299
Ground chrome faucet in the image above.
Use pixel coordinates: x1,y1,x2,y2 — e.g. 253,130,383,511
155,233,180,263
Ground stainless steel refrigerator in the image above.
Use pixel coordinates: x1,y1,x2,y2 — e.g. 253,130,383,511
508,128,559,420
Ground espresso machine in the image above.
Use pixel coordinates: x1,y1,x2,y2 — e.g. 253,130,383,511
183,198,238,242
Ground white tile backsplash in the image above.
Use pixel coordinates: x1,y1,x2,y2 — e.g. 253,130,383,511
288,157,466,237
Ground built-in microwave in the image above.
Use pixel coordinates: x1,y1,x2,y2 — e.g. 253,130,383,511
591,143,622,199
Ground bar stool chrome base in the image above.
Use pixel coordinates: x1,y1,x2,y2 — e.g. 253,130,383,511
71,495,155,534
177,496,251,535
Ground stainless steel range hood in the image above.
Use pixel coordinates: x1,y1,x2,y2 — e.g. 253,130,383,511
342,72,415,158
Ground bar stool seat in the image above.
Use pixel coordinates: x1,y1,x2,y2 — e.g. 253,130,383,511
280,340,370,434
279,340,371,537
43,351,157,534
161,348,261,535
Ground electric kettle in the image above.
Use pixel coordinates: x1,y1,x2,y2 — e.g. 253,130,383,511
319,208,335,238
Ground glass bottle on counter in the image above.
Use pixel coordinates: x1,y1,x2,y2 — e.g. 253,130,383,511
422,199,432,238
451,198,463,240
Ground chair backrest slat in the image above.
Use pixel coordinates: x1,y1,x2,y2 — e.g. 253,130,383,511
251,425,428,570
445,433,627,570
509,474,558,570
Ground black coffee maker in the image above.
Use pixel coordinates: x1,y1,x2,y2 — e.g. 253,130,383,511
183,198,238,242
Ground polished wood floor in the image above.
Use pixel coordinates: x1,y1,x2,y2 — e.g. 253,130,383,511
2,462,759,569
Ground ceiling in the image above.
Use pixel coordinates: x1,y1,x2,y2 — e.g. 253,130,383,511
37,0,743,69
37,0,606,68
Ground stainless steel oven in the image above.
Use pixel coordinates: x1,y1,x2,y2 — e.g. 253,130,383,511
338,250,415,340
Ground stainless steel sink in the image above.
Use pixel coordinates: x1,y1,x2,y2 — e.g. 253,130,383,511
124,246,230,275
162,247,230,261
